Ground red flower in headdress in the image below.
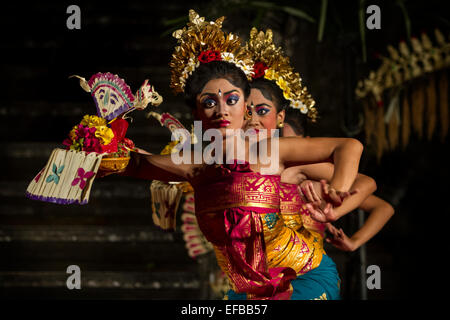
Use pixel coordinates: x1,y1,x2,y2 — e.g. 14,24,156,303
252,61,268,79
198,50,222,64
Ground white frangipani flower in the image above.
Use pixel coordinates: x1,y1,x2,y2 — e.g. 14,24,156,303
299,101,308,114
221,52,235,62
291,100,308,114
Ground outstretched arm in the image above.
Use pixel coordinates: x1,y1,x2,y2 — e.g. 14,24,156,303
121,152,190,182
326,195,395,251
280,136,363,198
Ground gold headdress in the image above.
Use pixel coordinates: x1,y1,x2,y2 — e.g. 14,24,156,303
244,28,317,122
169,9,254,94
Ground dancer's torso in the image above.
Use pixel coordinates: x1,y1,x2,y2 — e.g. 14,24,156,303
191,162,323,276
280,182,326,249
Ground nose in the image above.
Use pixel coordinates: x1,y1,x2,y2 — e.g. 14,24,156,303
247,112,260,127
215,100,229,118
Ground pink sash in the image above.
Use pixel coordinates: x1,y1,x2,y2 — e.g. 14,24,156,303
192,162,296,300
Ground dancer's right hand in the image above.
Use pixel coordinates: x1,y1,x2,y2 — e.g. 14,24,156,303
321,180,357,207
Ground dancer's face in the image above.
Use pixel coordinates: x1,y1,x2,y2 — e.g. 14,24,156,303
243,88,284,133
194,78,246,135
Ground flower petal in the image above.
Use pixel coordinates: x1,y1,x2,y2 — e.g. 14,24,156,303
83,171,95,179
57,165,65,174
77,167,85,177
71,177,80,187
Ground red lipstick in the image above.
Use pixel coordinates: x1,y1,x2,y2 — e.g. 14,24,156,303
218,120,230,127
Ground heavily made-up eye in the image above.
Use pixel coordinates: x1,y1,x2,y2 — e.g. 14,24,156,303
256,107,270,116
202,97,217,108
226,94,239,105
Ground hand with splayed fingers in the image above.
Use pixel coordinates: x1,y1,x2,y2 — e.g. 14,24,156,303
303,179,358,223
321,179,357,207
325,223,357,252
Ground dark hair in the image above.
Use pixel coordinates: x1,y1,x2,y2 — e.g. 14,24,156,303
250,78,290,113
284,107,307,136
184,61,251,109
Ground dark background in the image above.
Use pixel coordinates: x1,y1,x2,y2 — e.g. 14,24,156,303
0,0,449,300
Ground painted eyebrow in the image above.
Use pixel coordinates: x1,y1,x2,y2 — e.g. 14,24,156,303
110,93,118,100
200,90,239,98
255,103,272,108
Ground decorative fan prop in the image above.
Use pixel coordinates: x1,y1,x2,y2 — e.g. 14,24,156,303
147,112,191,230
26,72,163,205
150,180,185,231
147,112,213,261
180,192,213,258
71,73,163,121
147,111,195,150
26,149,103,205
356,29,449,161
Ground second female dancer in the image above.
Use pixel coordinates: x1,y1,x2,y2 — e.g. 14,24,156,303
233,28,394,299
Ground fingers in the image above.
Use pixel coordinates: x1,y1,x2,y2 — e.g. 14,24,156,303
308,182,322,203
329,229,338,239
307,206,326,223
320,179,329,195
320,180,343,207
328,190,343,207
305,203,315,213
323,203,336,221
326,223,339,237
301,186,314,203
337,191,352,201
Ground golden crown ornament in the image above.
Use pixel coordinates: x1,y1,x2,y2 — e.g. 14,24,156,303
169,9,254,94
244,28,318,122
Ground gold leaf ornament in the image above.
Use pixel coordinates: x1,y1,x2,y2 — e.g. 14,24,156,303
169,10,254,94
243,27,318,122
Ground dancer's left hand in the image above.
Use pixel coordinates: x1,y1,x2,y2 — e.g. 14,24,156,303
305,202,338,223
321,180,358,207
299,180,322,205
325,223,357,252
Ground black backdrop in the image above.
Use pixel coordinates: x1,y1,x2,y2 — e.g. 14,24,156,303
1,0,449,300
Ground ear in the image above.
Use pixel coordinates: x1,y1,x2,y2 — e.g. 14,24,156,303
277,109,285,123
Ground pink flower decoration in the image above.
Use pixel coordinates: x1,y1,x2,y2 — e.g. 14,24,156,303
62,138,72,148
71,168,95,190
76,125,96,139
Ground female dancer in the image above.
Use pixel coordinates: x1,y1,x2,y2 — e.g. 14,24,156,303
233,28,394,299
120,10,363,300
